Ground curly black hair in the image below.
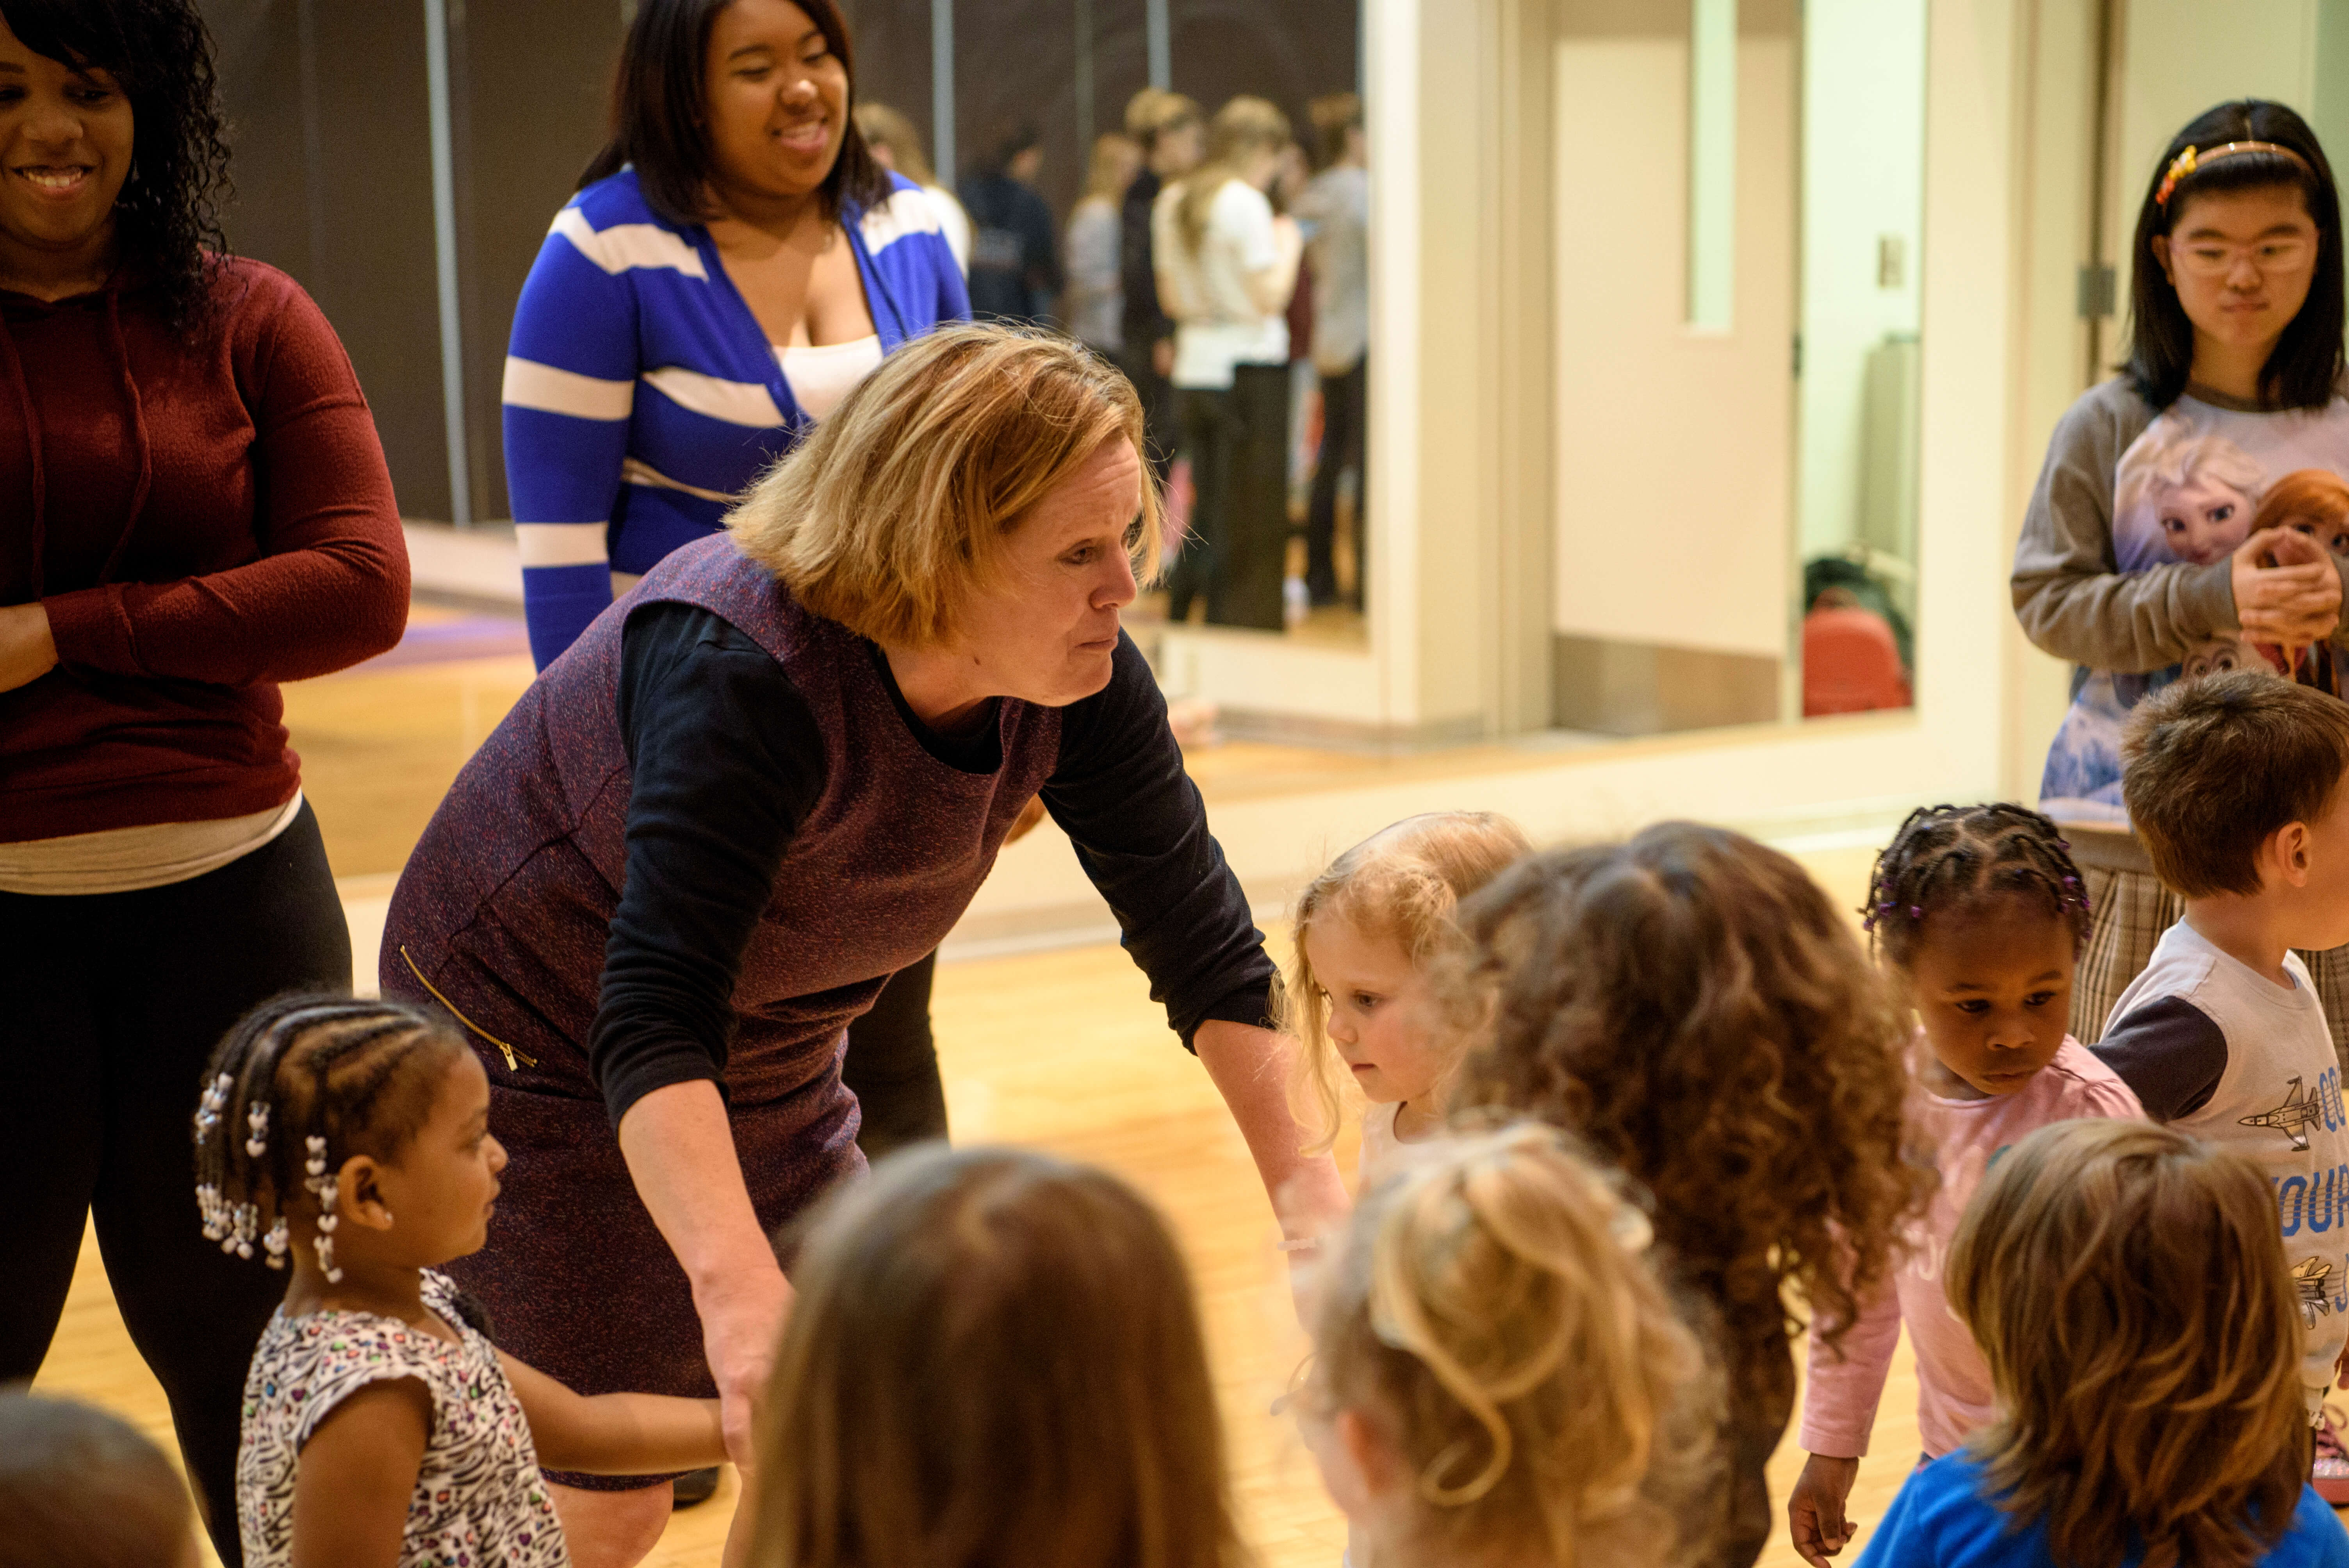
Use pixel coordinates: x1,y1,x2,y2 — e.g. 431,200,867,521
1862,804,2094,969
1,0,232,333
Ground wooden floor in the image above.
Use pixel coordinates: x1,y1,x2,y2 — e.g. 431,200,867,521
34,618,1933,1566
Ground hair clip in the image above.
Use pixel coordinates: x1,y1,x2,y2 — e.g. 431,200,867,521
196,1182,228,1242
304,1135,328,1187
193,1073,232,1145
244,1102,271,1160
314,1181,343,1283
1909,905,1924,919
262,1216,291,1270
2155,145,2200,206
226,1201,258,1260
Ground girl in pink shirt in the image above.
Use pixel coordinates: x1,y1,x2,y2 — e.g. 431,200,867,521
1788,804,2144,1564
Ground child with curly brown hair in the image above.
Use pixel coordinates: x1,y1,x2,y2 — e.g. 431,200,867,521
1859,1118,2346,1568
1297,1120,1720,1568
1450,822,1932,1568
1786,805,2143,1563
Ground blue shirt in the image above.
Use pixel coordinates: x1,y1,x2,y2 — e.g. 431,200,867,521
1860,1451,2349,1566
501,167,970,669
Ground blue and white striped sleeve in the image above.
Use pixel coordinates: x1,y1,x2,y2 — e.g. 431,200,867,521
503,205,641,670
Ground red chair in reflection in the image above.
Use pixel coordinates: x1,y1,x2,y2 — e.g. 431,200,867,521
1802,604,1911,716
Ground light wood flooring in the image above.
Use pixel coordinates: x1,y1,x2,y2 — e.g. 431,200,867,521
35,622,1932,1567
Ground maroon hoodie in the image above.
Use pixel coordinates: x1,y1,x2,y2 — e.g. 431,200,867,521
0,257,408,845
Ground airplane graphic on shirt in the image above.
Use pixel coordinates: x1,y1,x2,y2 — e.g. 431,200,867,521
2241,1077,2326,1151
2294,1256,2336,1329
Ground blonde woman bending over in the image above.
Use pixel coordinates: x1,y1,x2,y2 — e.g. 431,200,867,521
752,1145,1250,1568
1297,1121,1720,1568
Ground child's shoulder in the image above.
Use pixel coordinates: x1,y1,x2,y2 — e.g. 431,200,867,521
2026,1039,2145,1121
1863,1450,2040,1562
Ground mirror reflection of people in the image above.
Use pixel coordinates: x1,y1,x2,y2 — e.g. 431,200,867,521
1119,91,1204,489
853,101,970,276
1295,92,1370,609
504,0,967,672
1064,132,1142,356
1154,97,1305,623
385,327,1346,1568
958,121,1062,328
0,5,408,1563
2011,102,2349,1134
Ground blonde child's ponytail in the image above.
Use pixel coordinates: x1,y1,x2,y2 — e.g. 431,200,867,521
1310,1121,1719,1567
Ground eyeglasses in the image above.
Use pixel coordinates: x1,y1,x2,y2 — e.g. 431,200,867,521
2171,235,2316,279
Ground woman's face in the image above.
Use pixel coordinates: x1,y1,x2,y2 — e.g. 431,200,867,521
949,437,1142,708
2157,474,2254,565
2151,184,2320,358
2288,513,2349,558
702,0,849,207
0,20,133,265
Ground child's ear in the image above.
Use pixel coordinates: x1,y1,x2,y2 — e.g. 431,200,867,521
2275,820,2317,888
342,1157,397,1231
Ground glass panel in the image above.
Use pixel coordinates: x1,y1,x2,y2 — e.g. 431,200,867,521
1686,0,1739,331
1793,0,1927,721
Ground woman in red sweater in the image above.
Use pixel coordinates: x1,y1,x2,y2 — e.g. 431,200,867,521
0,3,406,1559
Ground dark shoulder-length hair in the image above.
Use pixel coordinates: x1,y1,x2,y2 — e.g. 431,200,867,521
2123,99,2345,411
0,0,231,335
580,0,893,228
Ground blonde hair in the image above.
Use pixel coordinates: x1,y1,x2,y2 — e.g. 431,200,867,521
1085,131,1142,202
1282,812,1533,1153
1311,1121,1720,1568
754,1145,1250,1568
1125,88,1201,146
1947,1118,2311,1568
1175,96,1292,255
727,323,1163,648
2117,423,2268,517
853,102,934,187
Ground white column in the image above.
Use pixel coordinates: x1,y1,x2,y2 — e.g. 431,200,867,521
422,0,471,525
932,0,956,180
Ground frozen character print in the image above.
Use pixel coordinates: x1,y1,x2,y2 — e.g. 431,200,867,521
2180,634,2282,683
2256,468,2349,559
2115,422,2267,568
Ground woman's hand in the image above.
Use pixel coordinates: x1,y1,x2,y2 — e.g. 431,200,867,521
695,1264,792,1469
0,602,58,693
616,1080,795,1470
1788,1452,1862,1566
2233,527,2343,647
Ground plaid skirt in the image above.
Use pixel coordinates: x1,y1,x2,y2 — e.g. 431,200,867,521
2074,862,2349,1068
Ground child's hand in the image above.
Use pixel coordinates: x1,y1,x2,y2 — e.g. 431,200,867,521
1788,1453,1862,1566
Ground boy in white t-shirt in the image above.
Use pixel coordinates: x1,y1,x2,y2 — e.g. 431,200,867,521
2094,668,2349,1497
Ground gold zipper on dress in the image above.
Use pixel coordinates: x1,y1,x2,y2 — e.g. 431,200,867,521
399,945,540,1071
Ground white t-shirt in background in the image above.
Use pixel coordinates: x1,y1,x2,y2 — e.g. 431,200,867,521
1152,176,1289,390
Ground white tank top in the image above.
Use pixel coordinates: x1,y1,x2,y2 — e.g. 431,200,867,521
776,335,884,422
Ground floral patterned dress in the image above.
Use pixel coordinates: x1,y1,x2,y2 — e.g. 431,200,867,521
235,1269,567,1567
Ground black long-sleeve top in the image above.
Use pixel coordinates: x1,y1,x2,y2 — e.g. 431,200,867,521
1120,169,1172,350
587,601,1277,1121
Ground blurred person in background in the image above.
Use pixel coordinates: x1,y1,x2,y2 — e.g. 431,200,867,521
1296,92,1369,608
1121,89,1203,488
855,100,970,275
1154,96,1303,623
1064,131,1141,356
960,120,1062,326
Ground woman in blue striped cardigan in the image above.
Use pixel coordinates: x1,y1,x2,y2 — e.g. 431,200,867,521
503,0,968,669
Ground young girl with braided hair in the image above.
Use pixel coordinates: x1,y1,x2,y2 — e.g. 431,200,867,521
1449,823,1932,1568
194,992,725,1568
1297,1119,1719,1568
1786,804,2142,1564
1283,811,1532,1184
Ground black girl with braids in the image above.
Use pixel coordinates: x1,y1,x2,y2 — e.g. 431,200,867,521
1785,805,2144,1566
194,992,726,1568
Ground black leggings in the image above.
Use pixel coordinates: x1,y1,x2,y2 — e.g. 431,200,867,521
841,950,946,1161
0,802,350,1567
